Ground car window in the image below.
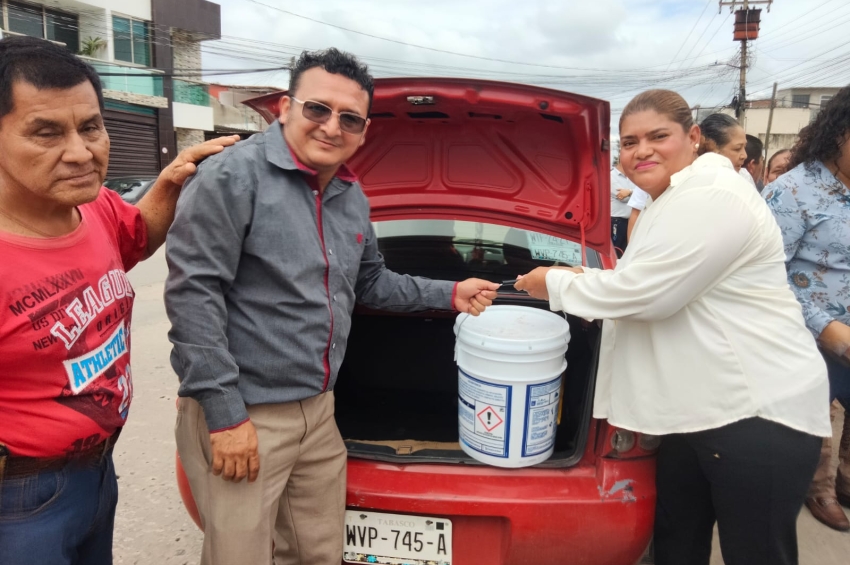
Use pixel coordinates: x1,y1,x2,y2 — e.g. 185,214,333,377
373,219,598,281
103,179,153,202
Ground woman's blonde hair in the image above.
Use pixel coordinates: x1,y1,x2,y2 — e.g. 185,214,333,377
619,89,694,132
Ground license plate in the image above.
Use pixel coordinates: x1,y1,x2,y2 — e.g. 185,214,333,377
343,510,452,565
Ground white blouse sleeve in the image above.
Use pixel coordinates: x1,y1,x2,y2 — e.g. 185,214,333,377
547,187,757,322
627,187,649,210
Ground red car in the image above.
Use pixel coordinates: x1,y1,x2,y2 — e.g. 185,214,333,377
180,78,657,565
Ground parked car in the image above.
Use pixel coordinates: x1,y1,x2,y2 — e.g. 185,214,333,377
177,78,657,565
103,176,155,204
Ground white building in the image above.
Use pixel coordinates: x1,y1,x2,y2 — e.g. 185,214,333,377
693,86,844,161
0,0,222,176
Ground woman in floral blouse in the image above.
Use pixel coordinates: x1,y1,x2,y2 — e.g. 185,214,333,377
764,84,850,531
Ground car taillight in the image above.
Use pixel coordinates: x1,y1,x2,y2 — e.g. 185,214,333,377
610,429,635,453
598,422,659,458
638,433,662,451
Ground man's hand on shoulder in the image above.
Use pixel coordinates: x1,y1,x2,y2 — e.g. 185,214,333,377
454,279,499,316
137,135,241,257
159,135,241,190
209,419,260,483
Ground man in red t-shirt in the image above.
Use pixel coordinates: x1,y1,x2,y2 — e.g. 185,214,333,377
0,36,236,564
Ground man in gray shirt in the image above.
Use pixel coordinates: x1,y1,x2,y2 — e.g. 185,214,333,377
166,48,498,565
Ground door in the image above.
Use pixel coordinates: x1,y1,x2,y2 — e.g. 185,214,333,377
103,107,162,178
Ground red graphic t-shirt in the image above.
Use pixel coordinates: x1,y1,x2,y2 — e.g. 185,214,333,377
0,189,148,458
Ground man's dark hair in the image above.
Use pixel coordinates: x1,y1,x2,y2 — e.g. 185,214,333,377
788,84,850,169
744,134,764,167
288,48,374,113
0,35,104,120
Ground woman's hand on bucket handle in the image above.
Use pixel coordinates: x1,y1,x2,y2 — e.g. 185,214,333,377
514,268,550,300
516,266,584,301
455,279,500,316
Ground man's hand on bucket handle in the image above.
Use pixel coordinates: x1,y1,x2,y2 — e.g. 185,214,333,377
209,419,260,483
454,279,500,316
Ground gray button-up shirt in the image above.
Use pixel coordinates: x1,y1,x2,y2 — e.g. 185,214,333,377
165,122,455,431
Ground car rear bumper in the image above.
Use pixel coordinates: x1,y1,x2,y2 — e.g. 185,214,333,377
345,456,656,565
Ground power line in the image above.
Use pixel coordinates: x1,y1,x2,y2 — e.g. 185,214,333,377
665,0,714,72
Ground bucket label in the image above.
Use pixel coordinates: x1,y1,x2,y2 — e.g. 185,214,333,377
522,377,561,457
458,370,511,458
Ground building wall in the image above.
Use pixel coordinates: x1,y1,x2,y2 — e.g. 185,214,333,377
776,87,842,108
151,0,220,39
10,1,151,21
172,29,201,71
85,0,150,20
743,107,811,136
761,134,799,161
102,89,168,108
77,8,108,56
743,108,810,160
212,98,266,132
173,101,214,130
176,128,205,153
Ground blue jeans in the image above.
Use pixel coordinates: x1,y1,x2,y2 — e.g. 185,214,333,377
0,453,118,565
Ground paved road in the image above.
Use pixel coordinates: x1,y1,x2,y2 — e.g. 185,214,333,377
118,251,850,564
116,249,202,565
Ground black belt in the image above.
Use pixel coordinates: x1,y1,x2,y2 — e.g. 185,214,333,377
0,428,121,481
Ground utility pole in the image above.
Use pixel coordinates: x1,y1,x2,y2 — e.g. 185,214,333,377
739,10,747,127
719,0,773,129
764,82,779,165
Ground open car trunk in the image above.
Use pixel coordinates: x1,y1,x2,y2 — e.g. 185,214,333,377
335,298,600,467
243,79,610,468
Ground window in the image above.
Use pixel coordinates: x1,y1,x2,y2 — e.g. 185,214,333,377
113,15,150,66
791,94,810,109
8,1,43,38
821,95,833,108
6,1,79,53
372,219,599,282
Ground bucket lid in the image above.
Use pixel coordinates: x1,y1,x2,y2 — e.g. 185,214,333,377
454,305,570,355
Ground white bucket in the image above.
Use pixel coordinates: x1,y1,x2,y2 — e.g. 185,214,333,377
454,305,570,468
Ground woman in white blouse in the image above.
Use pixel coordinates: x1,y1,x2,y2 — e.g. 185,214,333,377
515,89,831,565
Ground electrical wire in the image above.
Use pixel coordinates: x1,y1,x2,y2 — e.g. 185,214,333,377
664,0,714,72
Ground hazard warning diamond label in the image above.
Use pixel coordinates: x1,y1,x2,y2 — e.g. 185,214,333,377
477,405,504,432
458,370,510,457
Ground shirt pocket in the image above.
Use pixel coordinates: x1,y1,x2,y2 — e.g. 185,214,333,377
336,229,366,286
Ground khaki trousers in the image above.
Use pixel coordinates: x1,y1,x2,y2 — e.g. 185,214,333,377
175,392,347,565
808,401,850,497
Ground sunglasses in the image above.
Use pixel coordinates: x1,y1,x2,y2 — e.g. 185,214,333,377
290,97,368,134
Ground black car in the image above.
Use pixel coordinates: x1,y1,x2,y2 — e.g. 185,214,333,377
103,177,156,204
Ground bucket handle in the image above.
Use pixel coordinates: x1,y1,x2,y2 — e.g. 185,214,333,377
453,313,473,361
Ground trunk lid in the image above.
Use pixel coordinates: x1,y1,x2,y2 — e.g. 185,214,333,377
243,78,612,253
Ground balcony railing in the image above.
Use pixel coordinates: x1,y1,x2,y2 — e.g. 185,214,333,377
83,57,164,98
174,80,211,107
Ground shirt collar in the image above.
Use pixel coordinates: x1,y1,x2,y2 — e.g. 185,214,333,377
263,121,358,183
670,152,734,188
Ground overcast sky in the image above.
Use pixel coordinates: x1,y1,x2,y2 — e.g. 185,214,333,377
204,0,850,134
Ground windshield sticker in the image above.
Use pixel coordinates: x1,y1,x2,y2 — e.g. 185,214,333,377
526,233,582,264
